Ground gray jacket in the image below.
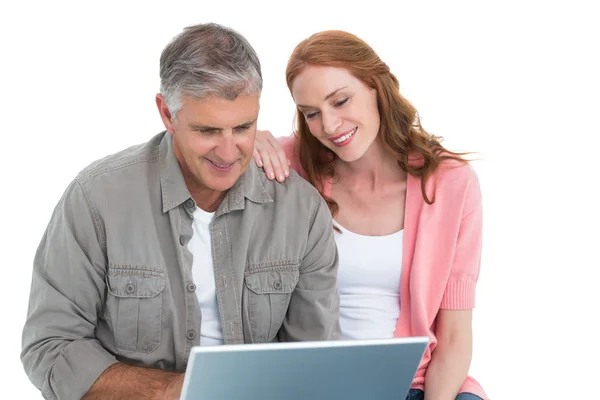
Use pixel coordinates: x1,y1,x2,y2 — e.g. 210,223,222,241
21,131,340,400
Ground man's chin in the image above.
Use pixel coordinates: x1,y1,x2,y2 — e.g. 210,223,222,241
205,173,241,192
198,161,250,191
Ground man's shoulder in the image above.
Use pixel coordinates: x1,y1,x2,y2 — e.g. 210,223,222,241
74,132,164,185
260,167,324,202
285,169,322,194
252,165,328,220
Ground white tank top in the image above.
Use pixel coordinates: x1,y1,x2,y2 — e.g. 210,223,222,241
334,222,403,340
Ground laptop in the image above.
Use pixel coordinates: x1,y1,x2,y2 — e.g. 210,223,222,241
180,336,429,400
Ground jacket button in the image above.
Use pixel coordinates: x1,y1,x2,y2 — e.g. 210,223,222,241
179,236,186,246
125,283,135,294
273,280,282,290
187,283,196,293
186,330,197,340
185,199,195,209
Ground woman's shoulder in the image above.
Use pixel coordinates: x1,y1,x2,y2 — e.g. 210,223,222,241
407,150,479,186
407,151,482,213
435,157,480,187
434,159,482,214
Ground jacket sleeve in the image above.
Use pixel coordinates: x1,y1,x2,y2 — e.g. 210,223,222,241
21,179,118,400
278,194,341,341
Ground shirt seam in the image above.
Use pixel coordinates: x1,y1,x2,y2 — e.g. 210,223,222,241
77,148,159,184
74,178,107,255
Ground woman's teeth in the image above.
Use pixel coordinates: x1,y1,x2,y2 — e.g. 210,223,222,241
333,128,357,144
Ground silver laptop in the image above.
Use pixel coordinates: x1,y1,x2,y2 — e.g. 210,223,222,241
180,336,429,400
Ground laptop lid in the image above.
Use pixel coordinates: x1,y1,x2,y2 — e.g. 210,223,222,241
180,336,429,400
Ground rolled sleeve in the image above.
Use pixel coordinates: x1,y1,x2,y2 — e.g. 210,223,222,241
42,340,118,400
21,179,117,399
279,196,341,341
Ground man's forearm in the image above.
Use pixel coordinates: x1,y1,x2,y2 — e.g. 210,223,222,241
82,362,184,400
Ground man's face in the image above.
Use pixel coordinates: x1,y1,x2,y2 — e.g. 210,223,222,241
157,94,259,198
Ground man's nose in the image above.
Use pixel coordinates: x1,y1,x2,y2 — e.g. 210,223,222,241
214,132,238,163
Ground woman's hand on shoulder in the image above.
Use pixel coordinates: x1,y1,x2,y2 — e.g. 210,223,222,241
253,129,291,182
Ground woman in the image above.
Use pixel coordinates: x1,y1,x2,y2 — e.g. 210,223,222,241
254,30,487,400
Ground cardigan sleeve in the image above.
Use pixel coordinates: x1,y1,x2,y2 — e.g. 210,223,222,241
440,166,483,310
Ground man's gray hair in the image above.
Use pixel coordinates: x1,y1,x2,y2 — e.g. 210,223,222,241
159,23,263,118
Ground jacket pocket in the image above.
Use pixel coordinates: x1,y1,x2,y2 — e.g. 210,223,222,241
105,267,165,353
244,267,299,342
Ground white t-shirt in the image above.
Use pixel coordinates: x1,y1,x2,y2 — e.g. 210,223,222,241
187,207,224,346
334,222,403,340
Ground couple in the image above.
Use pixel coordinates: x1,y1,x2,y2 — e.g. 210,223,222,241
21,22,487,400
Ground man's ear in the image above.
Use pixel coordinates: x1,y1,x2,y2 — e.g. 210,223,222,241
156,94,175,134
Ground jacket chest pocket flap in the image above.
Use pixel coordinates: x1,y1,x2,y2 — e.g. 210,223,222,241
244,268,299,342
106,268,165,353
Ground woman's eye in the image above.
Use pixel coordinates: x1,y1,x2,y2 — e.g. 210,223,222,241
334,98,348,107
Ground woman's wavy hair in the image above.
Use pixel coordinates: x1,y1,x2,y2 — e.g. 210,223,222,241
286,30,471,218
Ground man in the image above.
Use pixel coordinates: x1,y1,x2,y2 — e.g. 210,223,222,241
21,23,340,400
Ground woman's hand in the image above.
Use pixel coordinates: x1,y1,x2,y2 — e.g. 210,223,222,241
253,130,290,182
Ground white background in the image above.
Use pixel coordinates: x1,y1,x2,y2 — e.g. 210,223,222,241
1,1,598,398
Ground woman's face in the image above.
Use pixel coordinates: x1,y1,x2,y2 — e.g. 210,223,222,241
291,65,380,162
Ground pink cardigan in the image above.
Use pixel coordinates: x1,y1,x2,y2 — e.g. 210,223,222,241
279,135,487,399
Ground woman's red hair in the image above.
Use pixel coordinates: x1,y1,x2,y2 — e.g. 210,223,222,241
286,30,471,218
